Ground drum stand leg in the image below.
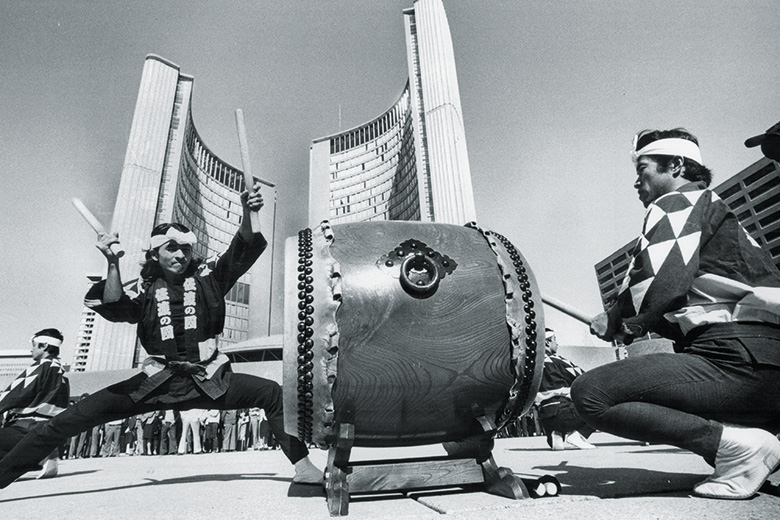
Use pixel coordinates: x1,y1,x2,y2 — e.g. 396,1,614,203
442,415,530,501
324,418,532,517
325,424,355,516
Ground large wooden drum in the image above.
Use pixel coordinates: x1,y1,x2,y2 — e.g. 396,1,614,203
283,221,545,448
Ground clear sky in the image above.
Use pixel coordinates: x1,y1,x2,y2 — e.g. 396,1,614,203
1,1,778,363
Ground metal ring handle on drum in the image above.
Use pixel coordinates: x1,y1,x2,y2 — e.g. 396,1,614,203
399,251,441,298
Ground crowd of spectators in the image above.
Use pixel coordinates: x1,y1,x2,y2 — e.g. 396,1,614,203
60,402,276,458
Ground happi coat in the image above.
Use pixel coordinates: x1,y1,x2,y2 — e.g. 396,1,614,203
0,355,69,424
608,181,780,356
84,231,266,402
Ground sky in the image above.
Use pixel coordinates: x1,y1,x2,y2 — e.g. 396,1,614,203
1,0,778,364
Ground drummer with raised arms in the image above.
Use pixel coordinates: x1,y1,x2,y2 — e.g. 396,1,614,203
0,181,322,489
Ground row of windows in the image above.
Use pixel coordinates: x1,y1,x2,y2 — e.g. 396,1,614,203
331,179,421,223
329,135,414,197
597,254,631,286
227,349,282,363
185,118,247,193
173,155,254,257
173,180,234,254
330,163,412,209
329,88,410,154
179,171,242,232
330,161,417,217
220,328,249,343
717,163,777,206
329,156,403,194
331,167,419,217
387,183,421,220
329,114,412,182
759,210,780,231
329,124,416,204
333,128,404,167
169,130,256,320
178,159,242,228
226,302,250,319
331,145,401,181
226,281,251,305
223,315,249,333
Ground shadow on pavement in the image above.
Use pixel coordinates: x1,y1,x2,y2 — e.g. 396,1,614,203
0,473,286,504
528,462,707,499
287,482,326,497
761,481,780,498
507,440,649,452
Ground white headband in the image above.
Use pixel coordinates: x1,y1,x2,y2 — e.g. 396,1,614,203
148,228,197,250
632,138,702,165
32,335,63,347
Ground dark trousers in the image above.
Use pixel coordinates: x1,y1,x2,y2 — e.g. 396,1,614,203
0,420,37,460
0,372,308,488
537,396,594,437
89,426,101,457
75,430,89,458
101,424,121,457
160,421,177,455
0,420,57,471
572,333,780,465
204,423,219,452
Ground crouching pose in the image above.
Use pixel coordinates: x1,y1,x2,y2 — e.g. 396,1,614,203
572,128,780,499
0,329,70,479
0,183,321,488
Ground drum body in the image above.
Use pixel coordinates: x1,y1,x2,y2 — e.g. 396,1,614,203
283,221,544,448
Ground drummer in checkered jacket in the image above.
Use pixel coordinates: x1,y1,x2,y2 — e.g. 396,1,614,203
0,329,70,479
572,128,780,500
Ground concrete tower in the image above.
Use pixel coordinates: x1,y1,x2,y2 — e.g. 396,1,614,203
308,0,476,226
83,55,276,371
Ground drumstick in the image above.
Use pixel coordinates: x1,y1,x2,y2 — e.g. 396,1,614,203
71,198,125,257
541,294,593,325
234,109,262,233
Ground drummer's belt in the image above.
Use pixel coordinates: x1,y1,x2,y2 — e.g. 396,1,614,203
166,360,207,376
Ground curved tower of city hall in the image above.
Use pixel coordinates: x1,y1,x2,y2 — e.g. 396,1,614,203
81,55,276,371
308,0,476,226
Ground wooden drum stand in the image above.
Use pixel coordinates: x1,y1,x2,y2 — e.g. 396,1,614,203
322,417,560,516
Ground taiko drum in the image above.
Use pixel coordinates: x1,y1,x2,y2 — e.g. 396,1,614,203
283,221,545,448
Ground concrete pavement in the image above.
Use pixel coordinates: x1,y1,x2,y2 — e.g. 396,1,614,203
2,433,779,519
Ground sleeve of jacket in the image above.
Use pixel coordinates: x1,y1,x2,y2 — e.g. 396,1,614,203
207,231,268,296
608,188,727,343
84,278,144,324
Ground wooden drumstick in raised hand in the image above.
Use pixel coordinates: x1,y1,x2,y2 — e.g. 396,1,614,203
71,198,124,257
235,108,262,233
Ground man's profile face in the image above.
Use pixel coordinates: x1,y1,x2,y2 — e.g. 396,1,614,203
634,156,673,208
545,335,558,355
30,339,47,361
